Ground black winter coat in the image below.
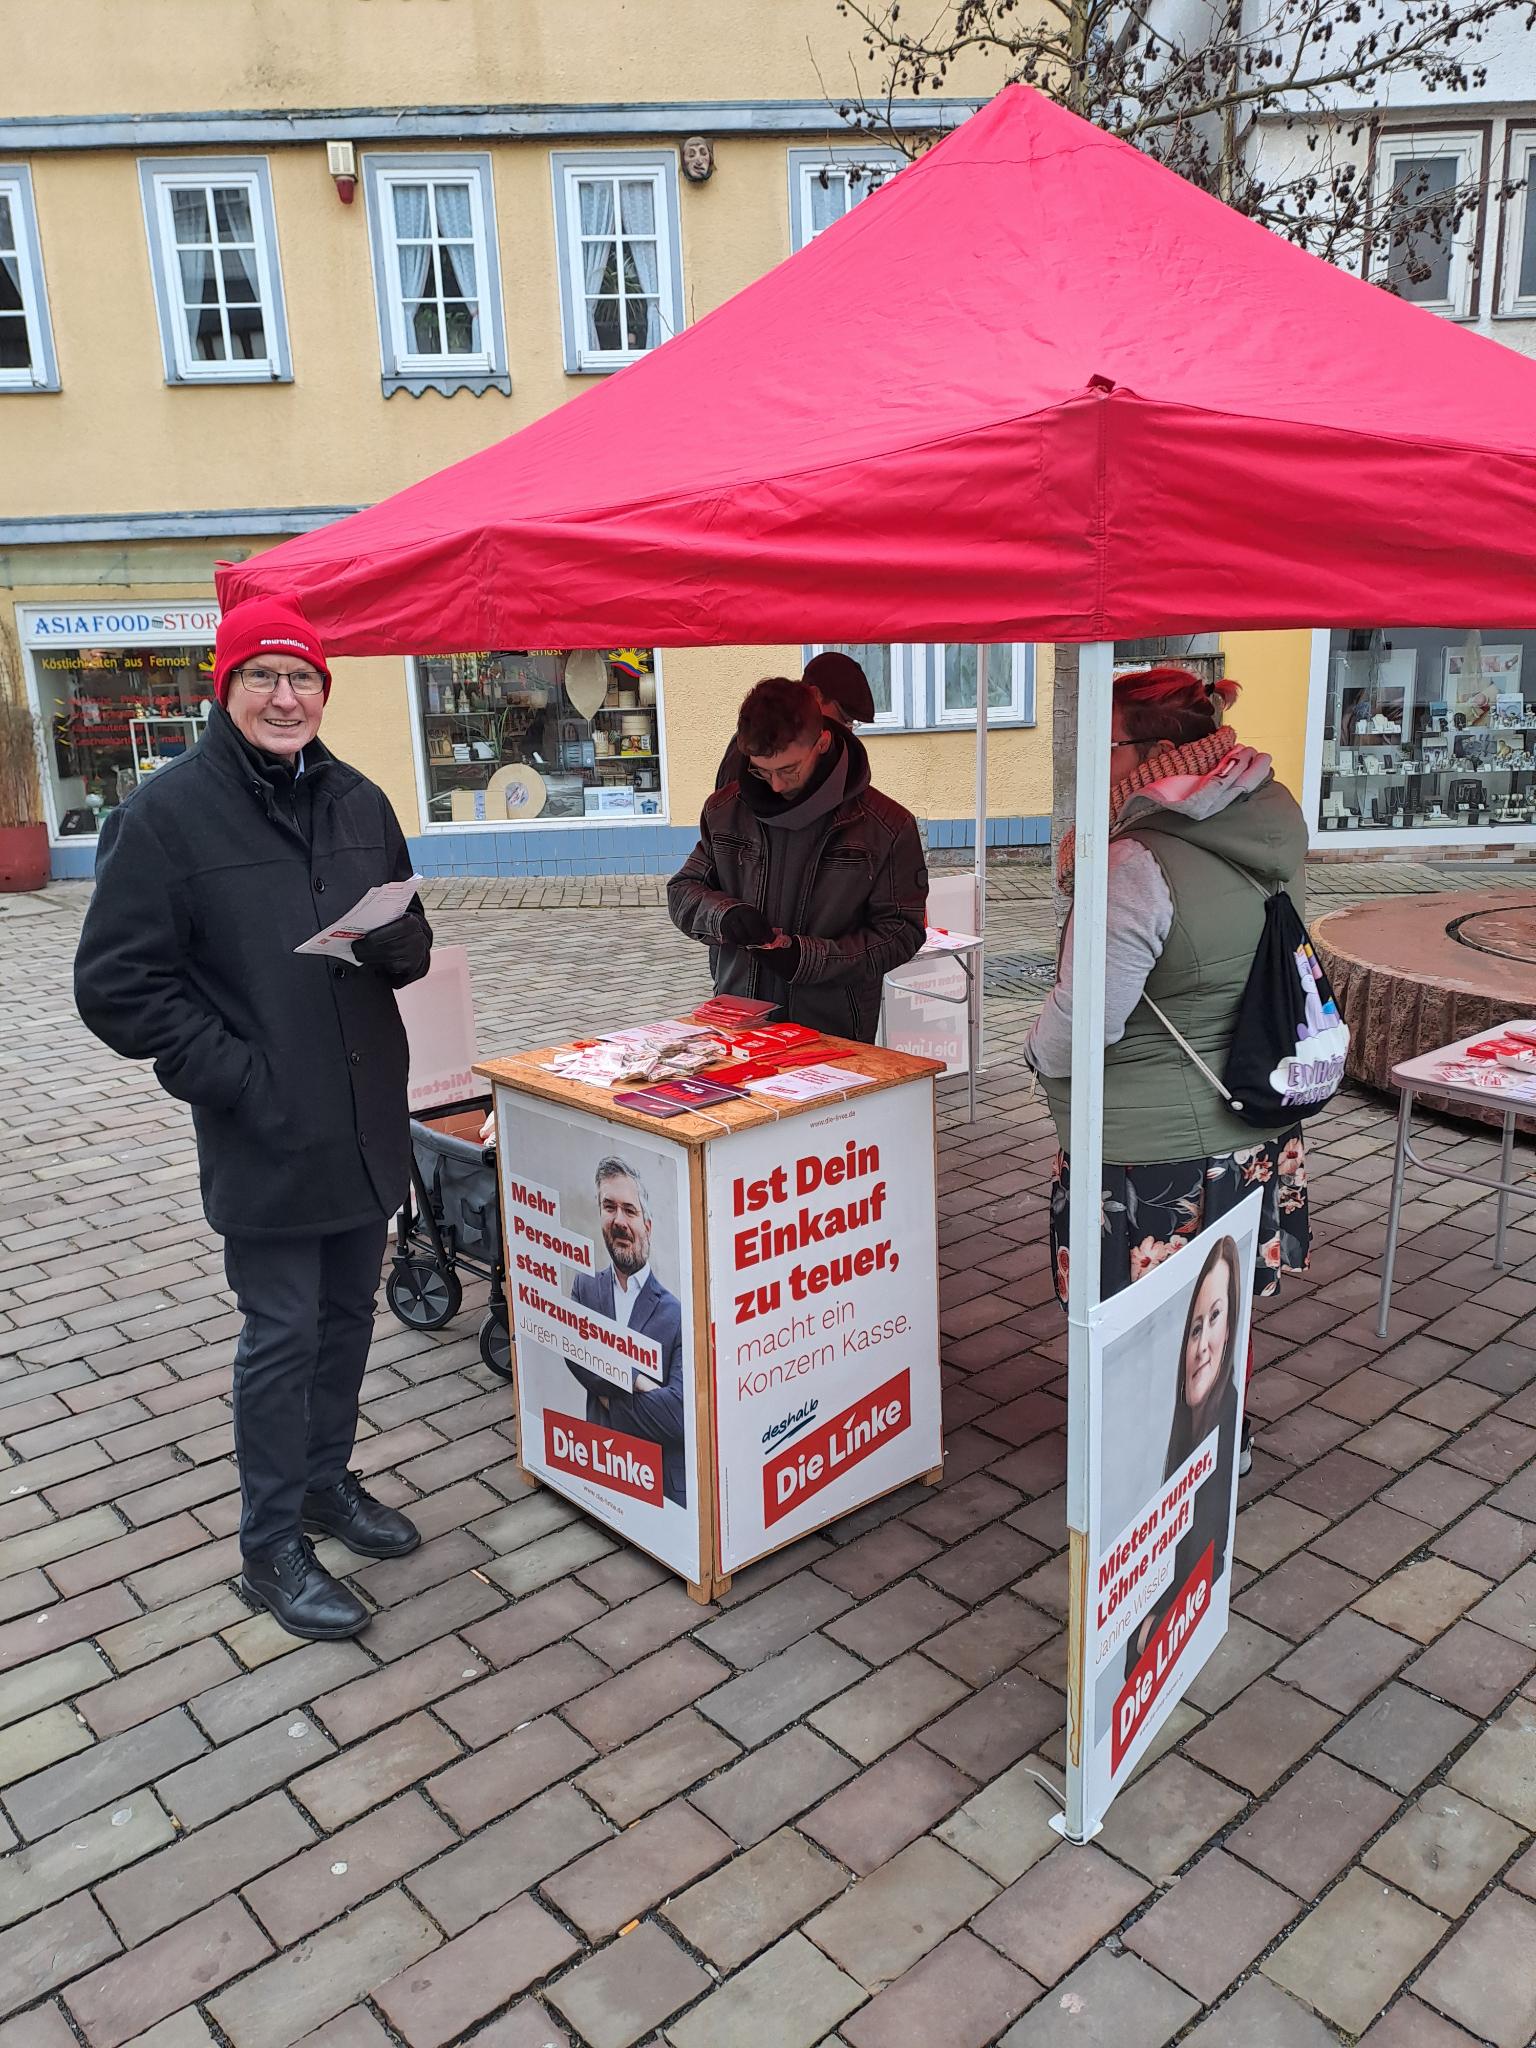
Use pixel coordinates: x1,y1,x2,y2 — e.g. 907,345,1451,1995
74,705,431,1240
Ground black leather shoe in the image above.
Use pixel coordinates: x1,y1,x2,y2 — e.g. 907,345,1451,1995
241,1536,369,1640
302,1470,421,1559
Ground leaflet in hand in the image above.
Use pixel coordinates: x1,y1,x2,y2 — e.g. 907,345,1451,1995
295,877,423,964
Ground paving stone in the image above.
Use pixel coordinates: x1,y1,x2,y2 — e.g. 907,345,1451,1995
801,1738,973,1873
0,1703,93,1789
1263,1869,1447,2037
693,1571,852,1669
405,1783,614,1936
1278,1449,1388,1521
1123,1846,1299,2002
79,1639,239,1738
434,1641,607,1748
1467,1559,1536,1648
819,1575,963,1667
998,1948,1197,2048
431,1711,598,1831
1182,1614,1288,1712
1355,1559,1493,1643
934,1754,1063,1884
972,1840,1150,1987
687,1725,856,1847
917,1591,1058,1685
63,1896,272,2048
95,1586,247,1673
1350,1413,1451,1471
664,1824,849,1969
0,2004,76,2048
545,1921,708,2048
541,1796,733,1941
666,1930,865,2048
1324,1681,1475,1793
918,1522,1044,1603
310,1636,487,1744
92,1788,305,1947
0,1505,122,1583
840,1927,1039,2048
1378,1464,1493,1529
1276,1609,1416,1710
483,1520,615,1595
1227,1753,1398,1898
1415,1886,1536,2048
1235,1496,1330,1569
559,1640,723,1752
1362,1785,1524,1916
805,1649,967,1763
806,1835,998,1992
1096,1754,1246,1883
0,1792,175,1930
1446,1695,1536,1826
188,1641,373,1744
813,1520,940,1599
427,2003,568,2048
1182,1976,1347,2047
1183,1675,1339,1795
242,1791,455,1945
1357,1999,1484,2047
0,1643,109,1731
1439,1411,1536,1484
287,1710,454,1830
1310,1503,1436,1579
159,1710,334,1829
362,1572,505,1661
373,1894,577,2048
0,1896,120,2022
1234,1552,1369,1640
461,1577,606,1667
696,1634,864,1749
915,1666,1062,1780
5,1707,206,1839
208,1890,440,2048
1405,1618,1536,1716
1432,1504,1536,1579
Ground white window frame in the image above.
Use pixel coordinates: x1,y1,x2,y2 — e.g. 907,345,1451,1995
0,164,59,393
1372,130,1482,320
1498,127,1536,317
933,643,1034,727
362,153,510,396
551,153,684,374
788,147,905,252
138,157,290,384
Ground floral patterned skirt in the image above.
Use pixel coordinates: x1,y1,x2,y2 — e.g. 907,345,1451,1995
1049,1129,1310,1309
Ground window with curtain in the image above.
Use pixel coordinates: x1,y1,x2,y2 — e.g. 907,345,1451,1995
0,183,40,384
788,151,905,252
139,160,288,383
939,645,1022,723
555,158,680,372
382,175,488,366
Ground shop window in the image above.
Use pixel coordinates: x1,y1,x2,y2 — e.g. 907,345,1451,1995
0,165,59,392
139,158,291,383
1372,133,1481,318
1498,129,1536,315
804,644,1032,730
552,154,683,372
412,648,665,825
29,639,217,838
787,149,904,251
1317,626,1536,837
363,154,509,396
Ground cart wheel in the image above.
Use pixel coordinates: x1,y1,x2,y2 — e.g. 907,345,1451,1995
479,1311,513,1381
385,1257,462,1331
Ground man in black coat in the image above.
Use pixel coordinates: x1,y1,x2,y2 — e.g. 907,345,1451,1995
74,596,432,1642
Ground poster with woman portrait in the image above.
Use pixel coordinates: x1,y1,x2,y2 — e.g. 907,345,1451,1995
1076,1192,1262,1833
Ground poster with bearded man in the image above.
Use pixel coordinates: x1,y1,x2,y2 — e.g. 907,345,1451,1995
493,1094,699,1580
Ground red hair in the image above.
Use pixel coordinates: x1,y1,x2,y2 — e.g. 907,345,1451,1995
1115,666,1239,746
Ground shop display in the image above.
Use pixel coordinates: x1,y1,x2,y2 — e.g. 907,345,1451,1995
31,639,216,835
415,648,664,826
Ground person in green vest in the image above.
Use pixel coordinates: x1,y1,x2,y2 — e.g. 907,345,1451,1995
1025,666,1312,1472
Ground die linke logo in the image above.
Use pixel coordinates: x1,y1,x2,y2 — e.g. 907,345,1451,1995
762,1370,910,1527
1112,1543,1214,1770
544,1412,662,1507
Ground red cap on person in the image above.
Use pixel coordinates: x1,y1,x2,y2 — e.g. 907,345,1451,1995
213,598,332,707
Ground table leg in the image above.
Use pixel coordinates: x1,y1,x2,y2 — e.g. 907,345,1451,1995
1496,1110,1516,1271
1377,1087,1414,1340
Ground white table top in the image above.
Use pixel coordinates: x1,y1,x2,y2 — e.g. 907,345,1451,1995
1394,1021,1536,1109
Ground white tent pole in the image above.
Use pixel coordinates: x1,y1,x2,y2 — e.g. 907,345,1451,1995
973,644,989,935
1062,639,1114,1845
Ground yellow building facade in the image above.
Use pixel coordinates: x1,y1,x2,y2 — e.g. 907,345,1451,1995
18,0,1462,879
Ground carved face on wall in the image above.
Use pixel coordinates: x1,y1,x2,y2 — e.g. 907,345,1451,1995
682,136,715,184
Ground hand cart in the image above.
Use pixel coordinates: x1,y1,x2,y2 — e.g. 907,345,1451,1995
386,1099,511,1379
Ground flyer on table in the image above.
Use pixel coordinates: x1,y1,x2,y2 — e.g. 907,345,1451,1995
706,1081,941,1570
494,1090,700,1580
1080,1190,1262,1832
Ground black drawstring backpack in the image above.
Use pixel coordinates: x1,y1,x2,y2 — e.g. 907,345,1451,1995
1146,865,1349,1128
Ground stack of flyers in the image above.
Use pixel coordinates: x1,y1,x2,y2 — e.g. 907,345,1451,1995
722,1023,822,1056
691,995,777,1026
612,1076,746,1118
745,1064,877,1104
1431,1059,1536,1103
543,1019,730,1087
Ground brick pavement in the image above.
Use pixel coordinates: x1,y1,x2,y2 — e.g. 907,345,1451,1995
2,860,1536,2047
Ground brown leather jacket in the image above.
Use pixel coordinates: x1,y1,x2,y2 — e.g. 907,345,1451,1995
668,729,927,1042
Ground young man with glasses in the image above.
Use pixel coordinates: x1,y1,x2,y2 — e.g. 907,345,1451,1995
76,597,432,1641
670,676,926,1042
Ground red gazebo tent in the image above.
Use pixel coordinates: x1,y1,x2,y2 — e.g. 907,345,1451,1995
221,84,1536,1838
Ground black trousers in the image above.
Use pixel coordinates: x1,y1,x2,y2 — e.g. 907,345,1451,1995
224,1218,389,1559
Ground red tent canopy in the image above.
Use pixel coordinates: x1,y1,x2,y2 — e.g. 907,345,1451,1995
219,84,1536,649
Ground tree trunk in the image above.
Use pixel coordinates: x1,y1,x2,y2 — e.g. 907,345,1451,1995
1050,640,1078,929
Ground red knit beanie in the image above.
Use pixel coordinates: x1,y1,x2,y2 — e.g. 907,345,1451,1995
213,598,331,706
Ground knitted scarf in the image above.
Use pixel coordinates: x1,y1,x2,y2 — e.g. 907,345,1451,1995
1055,727,1241,897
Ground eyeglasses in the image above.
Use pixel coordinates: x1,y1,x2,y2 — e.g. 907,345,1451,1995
237,665,326,697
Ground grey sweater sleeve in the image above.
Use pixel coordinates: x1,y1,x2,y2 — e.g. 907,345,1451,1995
1025,839,1175,1078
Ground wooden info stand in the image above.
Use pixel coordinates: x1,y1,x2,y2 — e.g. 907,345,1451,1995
475,1041,945,1602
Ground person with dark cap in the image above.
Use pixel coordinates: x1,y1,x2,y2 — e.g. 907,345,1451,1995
672,675,926,1040
714,650,877,789
74,596,432,1642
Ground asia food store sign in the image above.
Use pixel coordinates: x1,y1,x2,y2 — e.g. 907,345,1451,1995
20,605,221,648
706,1082,941,1570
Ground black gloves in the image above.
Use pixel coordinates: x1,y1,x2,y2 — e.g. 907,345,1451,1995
721,903,774,948
756,938,801,981
351,913,431,983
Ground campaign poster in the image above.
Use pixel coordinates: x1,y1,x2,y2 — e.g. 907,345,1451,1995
705,1080,941,1571
1078,1192,1262,1833
493,1089,700,1581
